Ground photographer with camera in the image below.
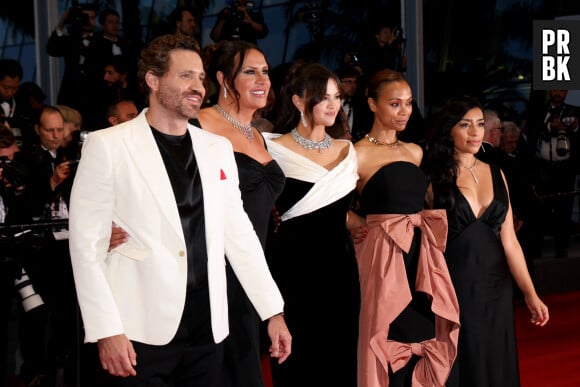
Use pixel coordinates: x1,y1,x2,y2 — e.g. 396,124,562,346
357,21,406,79
210,0,269,45
16,106,81,385
527,89,579,259
0,124,50,386
47,3,107,131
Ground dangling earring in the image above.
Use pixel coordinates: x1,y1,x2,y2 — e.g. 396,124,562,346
223,87,228,99
300,111,307,128
481,144,485,153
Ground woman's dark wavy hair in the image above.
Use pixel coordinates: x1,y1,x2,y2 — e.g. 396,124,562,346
273,62,346,135
207,40,275,114
423,96,483,209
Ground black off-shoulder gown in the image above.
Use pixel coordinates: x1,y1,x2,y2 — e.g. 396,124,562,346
265,178,360,387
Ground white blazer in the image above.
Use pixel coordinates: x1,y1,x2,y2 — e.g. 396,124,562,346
68,110,284,345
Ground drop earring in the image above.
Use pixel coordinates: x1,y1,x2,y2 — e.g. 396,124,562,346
223,87,228,99
300,111,307,128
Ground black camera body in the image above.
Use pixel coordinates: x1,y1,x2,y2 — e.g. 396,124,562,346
0,156,27,191
64,2,94,35
227,1,255,38
230,1,245,23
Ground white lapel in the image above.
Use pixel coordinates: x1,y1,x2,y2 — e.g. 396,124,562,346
188,121,223,208
123,111,184,243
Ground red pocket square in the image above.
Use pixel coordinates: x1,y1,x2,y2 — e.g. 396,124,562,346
220,169,227,180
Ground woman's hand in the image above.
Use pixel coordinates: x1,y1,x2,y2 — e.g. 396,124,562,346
347,210,367,244
525,294,549,327
271,206,282,233
109,222,129,252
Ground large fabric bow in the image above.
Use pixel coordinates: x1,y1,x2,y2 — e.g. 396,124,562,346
387,339,451,386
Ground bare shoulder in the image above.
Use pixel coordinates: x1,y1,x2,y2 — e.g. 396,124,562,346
353,136,374,161
335,138,353,153
197,108,220,134
273,132,293,146
400,141,423,166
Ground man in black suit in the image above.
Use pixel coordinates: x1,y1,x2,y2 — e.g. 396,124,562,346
335,65,372,142
18,106,80,385
526,90,580,258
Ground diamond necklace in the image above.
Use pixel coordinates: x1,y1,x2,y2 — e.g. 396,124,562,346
365,134,400,148
213,104,254,142
291,128,332,153
461,158,479,184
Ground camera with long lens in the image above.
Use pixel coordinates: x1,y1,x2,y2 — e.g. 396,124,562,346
0,156,27,192
64,1,93,35
14,268,44,312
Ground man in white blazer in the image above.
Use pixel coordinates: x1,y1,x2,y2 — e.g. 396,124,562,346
68,34,291,386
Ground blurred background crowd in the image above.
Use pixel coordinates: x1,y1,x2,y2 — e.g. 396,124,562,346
0,0,580,386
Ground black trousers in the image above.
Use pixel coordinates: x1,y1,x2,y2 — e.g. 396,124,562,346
98,286,223,387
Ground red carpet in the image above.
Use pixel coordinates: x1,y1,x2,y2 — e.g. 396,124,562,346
261,291,580,387
516,291,580,387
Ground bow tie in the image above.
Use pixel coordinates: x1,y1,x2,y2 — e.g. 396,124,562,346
343,98,351,107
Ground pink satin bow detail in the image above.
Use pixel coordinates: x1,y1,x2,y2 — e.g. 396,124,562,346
379,210,448,254
387,339,450,386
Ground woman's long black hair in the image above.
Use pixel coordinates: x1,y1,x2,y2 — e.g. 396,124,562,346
423,96,483,209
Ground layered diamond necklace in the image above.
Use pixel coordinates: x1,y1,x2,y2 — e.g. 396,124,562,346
291,128,333,153
214,104,254,142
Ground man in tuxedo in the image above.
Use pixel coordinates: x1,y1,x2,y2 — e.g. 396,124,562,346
0,59,22,121
68,34,291,386
335,65,372,142
46,4,110,130
0,59,38,151
526,89,580,258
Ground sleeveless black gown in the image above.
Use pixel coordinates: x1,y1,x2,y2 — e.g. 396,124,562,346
443,164,520,387
220,152,285,387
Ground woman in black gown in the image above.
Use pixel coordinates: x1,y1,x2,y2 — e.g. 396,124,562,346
197,40,285,387
424,97,549,387
264,63,360,387
351,69,459,387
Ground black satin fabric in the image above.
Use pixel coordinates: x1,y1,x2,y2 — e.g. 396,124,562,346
444,164,520,387
234,152,285,246
359,161,428,216
266,178,360,387
220,151,284,387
